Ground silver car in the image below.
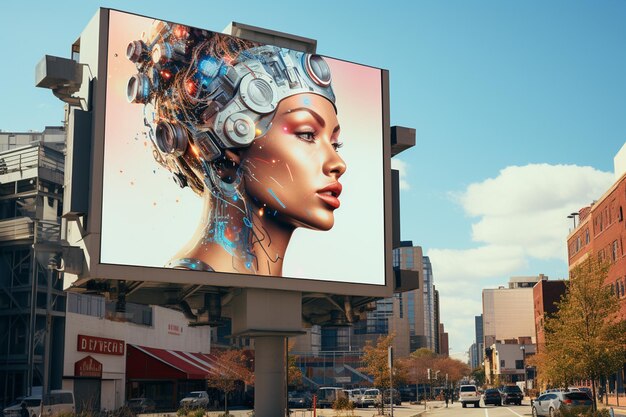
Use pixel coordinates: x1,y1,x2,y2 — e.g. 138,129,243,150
179,391,210,409
532,391,593,417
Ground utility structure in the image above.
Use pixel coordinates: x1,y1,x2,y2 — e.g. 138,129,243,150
37,9,417,417
0,136,66,404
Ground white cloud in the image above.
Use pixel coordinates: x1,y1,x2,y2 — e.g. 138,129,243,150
460,164,613,261
427,163,614,358
391,158,410,190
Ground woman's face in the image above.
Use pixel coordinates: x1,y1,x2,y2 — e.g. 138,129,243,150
241,93,346,231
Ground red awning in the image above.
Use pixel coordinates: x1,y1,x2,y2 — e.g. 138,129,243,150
129,344,220,380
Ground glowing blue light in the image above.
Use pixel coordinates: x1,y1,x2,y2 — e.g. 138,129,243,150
268,188,286,208
233,195,238,202
198,57,221,78
303,97,311,106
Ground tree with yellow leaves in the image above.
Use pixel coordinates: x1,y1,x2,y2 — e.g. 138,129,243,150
541,255,626,410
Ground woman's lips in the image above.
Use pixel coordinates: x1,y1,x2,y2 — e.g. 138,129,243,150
316,183,342,209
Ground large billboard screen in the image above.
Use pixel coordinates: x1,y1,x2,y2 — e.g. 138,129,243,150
99,10,388,289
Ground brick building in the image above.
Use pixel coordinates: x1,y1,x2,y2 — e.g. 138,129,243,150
532,280,567,353
567,179,626,318
566,144,626,393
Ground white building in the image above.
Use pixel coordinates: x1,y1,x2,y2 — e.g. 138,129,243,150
482,277,539,347
484,342,536,386
63,293,212,412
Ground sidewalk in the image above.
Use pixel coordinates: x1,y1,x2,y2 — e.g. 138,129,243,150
148,401,444,417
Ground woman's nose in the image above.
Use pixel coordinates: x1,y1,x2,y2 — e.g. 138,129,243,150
323,143,346,178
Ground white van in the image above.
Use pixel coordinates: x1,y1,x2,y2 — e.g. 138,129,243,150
3,395,41,417
459,384,480,408
316,387,346,408
40,390,75,417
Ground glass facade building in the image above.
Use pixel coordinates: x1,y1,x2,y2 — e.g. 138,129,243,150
422,256,435,351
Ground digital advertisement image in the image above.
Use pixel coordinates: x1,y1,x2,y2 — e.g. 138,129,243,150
101,10,386,285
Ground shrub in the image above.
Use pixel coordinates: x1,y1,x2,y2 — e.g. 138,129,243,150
558,407,610,417
332,397,355,411
190,409,206,417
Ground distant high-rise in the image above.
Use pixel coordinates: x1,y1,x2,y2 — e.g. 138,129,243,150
423,256,436,351
471,315,484,369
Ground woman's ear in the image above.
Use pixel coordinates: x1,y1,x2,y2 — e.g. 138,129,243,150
213,149,242,183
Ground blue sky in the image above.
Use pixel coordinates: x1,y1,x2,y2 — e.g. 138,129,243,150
1,1,625,359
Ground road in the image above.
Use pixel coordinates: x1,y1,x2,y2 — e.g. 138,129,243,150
142,400,626,417
419,400,626,417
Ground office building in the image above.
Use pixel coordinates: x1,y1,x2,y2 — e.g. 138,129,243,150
482,277,538,347
422,256,436,351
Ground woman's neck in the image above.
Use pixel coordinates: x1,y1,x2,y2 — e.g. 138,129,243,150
174,191,294,276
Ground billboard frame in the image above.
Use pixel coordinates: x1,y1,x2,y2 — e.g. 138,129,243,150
68,8,393,299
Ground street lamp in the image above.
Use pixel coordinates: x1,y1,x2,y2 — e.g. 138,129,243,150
520,345,527,396
567,212,578,229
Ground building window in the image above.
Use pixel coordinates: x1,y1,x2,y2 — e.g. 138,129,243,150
585,229,590,244
515,360,524,370
621,280,625,298
612,240,619,262
500,359,505,368
611,283,615,296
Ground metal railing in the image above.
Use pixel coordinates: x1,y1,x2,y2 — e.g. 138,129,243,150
0,218,61,243
0,144,64,177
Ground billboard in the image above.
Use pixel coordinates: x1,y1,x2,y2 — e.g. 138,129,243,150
86,9,390,295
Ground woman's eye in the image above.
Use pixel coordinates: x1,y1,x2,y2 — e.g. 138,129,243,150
332,142,344,152
295,131,316,142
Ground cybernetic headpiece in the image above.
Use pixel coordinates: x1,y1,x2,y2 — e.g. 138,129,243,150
126,21,335,190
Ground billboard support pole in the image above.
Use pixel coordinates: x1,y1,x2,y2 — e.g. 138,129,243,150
254,335,288,417
227,288,303,417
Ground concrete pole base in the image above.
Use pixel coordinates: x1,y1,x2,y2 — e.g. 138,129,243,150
254,336,286,417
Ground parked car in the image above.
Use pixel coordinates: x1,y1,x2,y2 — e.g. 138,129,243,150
3,396,41,417
532,391,593,417
576,387,593,399
483,388,502,406
343,389,363,405
126,398,156,414
459,384,480,408
40,390,75,417
179,391,210,409
500,385,524,405
398,386,416,402
357,389,381,408
381,389,401,406
287,391,312,408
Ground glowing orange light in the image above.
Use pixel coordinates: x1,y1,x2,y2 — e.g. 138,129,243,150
259,208,264,216
190,144,199,156
186,80,197,96
160,70,172,80
255,128,262,136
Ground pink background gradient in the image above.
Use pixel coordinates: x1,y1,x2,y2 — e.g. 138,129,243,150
101,10,385,285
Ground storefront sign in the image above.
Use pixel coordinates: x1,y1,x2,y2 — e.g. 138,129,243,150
75,356,103,378
77,334,125,355
167,324,182,336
